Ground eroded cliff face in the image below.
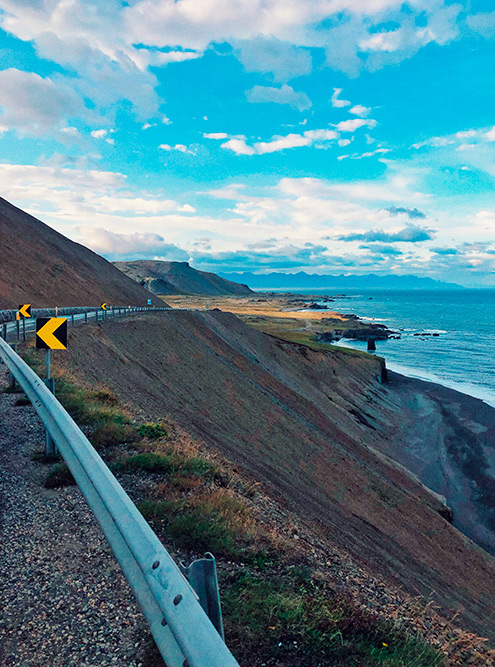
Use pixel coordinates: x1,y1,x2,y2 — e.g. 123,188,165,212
62,309,495,639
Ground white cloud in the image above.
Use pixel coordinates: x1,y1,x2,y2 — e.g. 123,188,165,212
152,50,202,65
0,0,469,141
91,129,108,139
303,129,339,141
409,124,495,176
467,12,495,38
331,88,351,108
0,68,89,137
255,133,313,154
159,143,195,154
219,128,339,155
246,84,312,111
338,138,352,147
349,104,371,117
77,227,189,260
360,30,402,52
221,138,255,156
338,147,390,160
456,130,478,139
235,36,312,82
335,118,377,132
203,132,229,139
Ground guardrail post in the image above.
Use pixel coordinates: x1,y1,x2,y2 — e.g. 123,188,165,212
8,344,17,390
179,553,225,640
44,350,57,456
1,324,6,341
71,313,75,327
85,312,88,324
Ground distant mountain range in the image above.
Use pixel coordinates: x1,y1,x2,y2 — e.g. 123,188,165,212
218,271,464,291
114,260,253,296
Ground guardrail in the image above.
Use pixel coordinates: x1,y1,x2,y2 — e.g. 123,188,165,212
0,305,174,325
0,331,240,666
0,306,192,342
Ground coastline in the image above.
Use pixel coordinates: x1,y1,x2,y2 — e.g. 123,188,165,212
333,339,495,408
377,369,495,555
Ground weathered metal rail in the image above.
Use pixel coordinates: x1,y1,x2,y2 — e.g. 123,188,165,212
0,312,239,667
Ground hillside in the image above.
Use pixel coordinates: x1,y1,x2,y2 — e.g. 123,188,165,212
0,197,164,309
114,260,253,296
62,309,495,643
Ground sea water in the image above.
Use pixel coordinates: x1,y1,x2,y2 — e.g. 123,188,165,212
261,288,495,407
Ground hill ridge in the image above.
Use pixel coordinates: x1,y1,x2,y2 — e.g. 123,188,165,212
0,197,164,309
114,259,252,296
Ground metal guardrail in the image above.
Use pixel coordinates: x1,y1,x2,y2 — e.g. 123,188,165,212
0,306,193,342
0,330,239,666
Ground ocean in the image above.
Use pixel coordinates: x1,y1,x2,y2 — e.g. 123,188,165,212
260,288,495,408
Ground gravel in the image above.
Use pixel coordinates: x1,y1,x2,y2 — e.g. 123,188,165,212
0,370,153,667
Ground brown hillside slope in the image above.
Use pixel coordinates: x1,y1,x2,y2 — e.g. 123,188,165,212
0,197,164,309
63,310,495,641
114,260,253,295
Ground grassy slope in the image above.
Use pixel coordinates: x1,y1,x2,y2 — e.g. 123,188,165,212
13,346,447,666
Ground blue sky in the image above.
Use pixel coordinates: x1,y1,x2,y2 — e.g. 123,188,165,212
0,0,494,286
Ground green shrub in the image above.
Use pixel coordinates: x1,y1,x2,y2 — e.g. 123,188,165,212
222,572,445,666
138,422,168,440
89,389,119,405
138,499,178,521
90,422,137,449
138,488,254,558
45,463,75,489
168,507,239,555
114,452,214,477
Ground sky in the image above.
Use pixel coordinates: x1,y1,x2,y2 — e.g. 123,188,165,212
0,1,494,286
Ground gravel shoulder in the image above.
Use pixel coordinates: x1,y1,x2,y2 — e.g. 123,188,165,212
0,369,150,667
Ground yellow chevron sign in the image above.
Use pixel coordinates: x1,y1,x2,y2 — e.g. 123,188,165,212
101,302,107,310
18,304,31,318
36,318,68,350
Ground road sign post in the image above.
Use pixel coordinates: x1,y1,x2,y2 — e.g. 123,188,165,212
8,343,16,390
36,319,67,456
44,349,56,456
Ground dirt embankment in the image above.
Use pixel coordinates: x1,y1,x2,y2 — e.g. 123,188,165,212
0,197,163,309
61,310,495,641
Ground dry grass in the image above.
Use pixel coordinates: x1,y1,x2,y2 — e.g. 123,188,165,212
163,293,349,321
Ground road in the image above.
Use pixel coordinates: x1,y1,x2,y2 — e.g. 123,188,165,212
0,306,187,343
